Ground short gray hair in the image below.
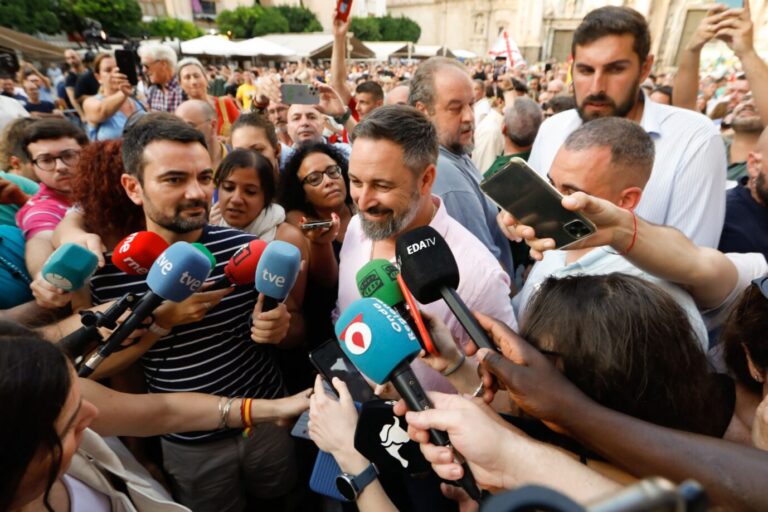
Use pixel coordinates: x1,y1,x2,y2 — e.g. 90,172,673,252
563,117,655,185
504,98,543,148
351,105,438,175
408,57,467,112
138,43,178,71
177,57,205,80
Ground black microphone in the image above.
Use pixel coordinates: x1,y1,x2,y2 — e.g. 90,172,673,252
395,226,496,351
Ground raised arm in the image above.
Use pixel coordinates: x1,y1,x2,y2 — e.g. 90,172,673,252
331,15,353,105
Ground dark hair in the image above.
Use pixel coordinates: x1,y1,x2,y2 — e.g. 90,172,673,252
572,6,651,64
215,149,276,210
356,81,384,102
278,142,350,217
722,282,768,394
71,139,145,240
0,321,71,512
651,85,673,99
21,118,87,160
510,77,529,94
0,117,36,168
122,112,206,183
547,95,577,114
351,105,438,175
522,274,724,436
231,112,278,151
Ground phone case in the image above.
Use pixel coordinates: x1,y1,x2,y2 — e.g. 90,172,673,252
480,157,596,249
280,84,319,105
336,0,354,22
309,451,349,502
290,410,311,440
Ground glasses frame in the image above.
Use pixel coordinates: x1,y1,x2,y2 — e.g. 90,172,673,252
301,164,342,187
31,150,81,172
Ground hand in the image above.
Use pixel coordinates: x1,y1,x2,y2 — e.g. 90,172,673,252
59,231,106,268
686,4,729,52
0,178,29,206
440,484,480,512
153,284,233,329
473,311,592,433
301,212,340,245
332,12,351,38
110,69,132,96
209,201,222,225
497,210,522,243
250,293,291,344
713,0,753,57
308,376,369,473
313,81,346,117
30,272,72,309
270,388,312,427
752,393,768,450
418,311,465,375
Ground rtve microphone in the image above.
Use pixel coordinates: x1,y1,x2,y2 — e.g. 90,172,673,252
112,231,169,275
78,242,213,377
41,243,99,291
396,226,495,352
254,240,301,311
356,259,435,354
335,298,481,500
208,239,268,290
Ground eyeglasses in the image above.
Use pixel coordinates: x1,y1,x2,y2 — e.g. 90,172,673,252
31,150,81,172
753,276,768,300
301,164,342,187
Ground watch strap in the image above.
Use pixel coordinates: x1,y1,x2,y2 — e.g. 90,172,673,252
334,107,352,125
338,463,377,500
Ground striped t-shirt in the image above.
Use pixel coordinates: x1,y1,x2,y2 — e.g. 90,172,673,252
90,225,285,443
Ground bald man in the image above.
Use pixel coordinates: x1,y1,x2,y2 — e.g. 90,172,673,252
175,99,226,169
385,84,409,106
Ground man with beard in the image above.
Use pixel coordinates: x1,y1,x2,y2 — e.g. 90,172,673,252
528,6,726,248
725,96,763,181
409,58,514,276
336,105,517,392
83,113,299,511
719,125,768,260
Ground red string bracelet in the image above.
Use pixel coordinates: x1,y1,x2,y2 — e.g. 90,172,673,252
616,209,638,256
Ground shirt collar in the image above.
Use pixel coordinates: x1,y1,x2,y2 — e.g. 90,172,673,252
637,93,663,137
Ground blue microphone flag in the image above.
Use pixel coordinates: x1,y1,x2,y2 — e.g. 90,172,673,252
255,240,301,301
147,241,212,302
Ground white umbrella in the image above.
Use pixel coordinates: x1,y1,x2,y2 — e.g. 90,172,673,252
232,37,296,58
180,35,239,56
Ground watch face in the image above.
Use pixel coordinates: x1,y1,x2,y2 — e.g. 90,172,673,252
335,475,356,501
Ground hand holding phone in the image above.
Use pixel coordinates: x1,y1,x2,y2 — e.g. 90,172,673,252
301,219,334,231
335,0,354,22
114,49,139,87
280,83,319,105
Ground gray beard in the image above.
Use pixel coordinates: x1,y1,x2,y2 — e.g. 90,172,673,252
357,197,421,241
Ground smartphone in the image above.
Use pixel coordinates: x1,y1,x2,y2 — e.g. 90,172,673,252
114,49,139,86
716,0,742,7
280,83,319,105
301,219,334,231
309,339,375,403
480,157,596,249
336,0,354,22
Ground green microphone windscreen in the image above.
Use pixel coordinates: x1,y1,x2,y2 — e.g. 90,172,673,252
191,242,216,270
355,259,404,307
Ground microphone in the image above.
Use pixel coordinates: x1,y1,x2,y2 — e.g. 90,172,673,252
335,298,481,500
254,240,301,311
396,226,496,351
208,239,268,290
78,241,214,377
356,259,436,354
42,243,99,291
192,242,216,269
112,231,169,275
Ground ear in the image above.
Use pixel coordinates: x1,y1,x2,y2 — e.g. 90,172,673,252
8,155,21,171
420,163,436,194
121,173,144,207
640,54,654,83
617,186,643,210
743,343,766,383
413,101,429,116
746,151,761,180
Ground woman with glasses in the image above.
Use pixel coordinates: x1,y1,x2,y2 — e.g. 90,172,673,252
83,54,145,141
177,58,240,139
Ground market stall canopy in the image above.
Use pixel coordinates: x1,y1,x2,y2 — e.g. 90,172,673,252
180,35,239,56
411,45,455,59
453,49,478,60
261,33,374,59
232,37,296,58
363,41,414,61
0,26,64,61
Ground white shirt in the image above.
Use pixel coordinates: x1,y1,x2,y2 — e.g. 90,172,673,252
473,97,492,127
702,252,768,331
528,98,727,248
471,108,504,176
0,96,29,133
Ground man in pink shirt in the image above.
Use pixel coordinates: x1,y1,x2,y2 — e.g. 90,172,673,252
336,105,517,392
17,118,88,280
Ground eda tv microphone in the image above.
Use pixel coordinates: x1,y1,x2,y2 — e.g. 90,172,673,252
335,298,481,500
208,239,268,290
41,243,99,291
112,231,169,275
356,259,435,354
254,240,301,311
396,226,495,352
78,241,213,377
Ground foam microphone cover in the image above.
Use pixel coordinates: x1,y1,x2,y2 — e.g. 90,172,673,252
335,298,420,384
396,226,459,304
192,242,216,271
354,400,431,476
255,240,301,301
112,231,169,275
225,239,268,286
356,259,404,305
147,241,212,302
42,243,99,291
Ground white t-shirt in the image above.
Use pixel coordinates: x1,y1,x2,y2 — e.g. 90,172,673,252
0,96,29,133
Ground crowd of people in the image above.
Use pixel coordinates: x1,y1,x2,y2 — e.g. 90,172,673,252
1,2,768,512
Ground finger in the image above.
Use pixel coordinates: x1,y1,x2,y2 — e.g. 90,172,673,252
331,376,354,405
477,349,526,392
404,407,462,433
85,239,106,267
419,442,454,465
254,293,264,315
473,312,533,364
392,399,408,417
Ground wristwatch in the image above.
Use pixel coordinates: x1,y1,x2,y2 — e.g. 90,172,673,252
335,463,378,501
333,107,352,125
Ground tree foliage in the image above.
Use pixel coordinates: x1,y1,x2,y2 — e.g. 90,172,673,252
0,0,61,35
60,0,143,37
142,18,203,40
216,5,289,39
350,15,421,43
273,6,322,33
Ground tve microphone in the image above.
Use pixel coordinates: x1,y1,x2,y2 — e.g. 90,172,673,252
355,259,436,354
41,243,99,291
396,226,495,351
254,240,301,311
78,242,213,377
335,298,481,500
112,231,169,275
208,239,268,290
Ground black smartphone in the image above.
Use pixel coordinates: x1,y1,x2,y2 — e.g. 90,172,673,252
309,339,375,403
114,49,139,86
480,157,597,249
301,219,334,231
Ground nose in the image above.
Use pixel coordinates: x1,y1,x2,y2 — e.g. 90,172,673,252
229,187,245,205
55,156,69,174
354,184,376,212
460,103,473,124
185,178,207,201
589,70,607,96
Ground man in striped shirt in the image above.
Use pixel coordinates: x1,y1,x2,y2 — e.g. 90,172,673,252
88,113,298,511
